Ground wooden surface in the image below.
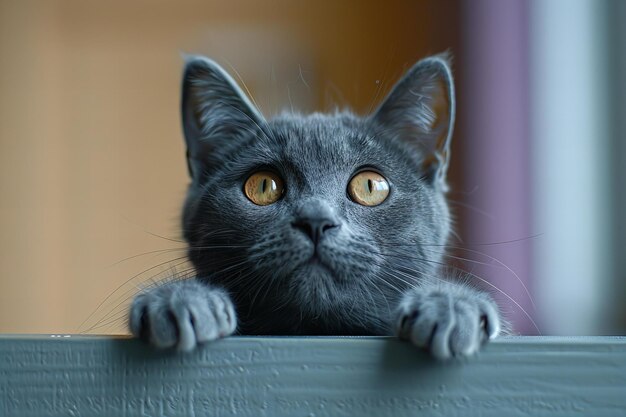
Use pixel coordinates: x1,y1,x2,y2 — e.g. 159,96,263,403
1,336,625,417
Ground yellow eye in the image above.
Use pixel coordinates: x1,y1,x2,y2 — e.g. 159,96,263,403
244,171,284,206
348,171,390,206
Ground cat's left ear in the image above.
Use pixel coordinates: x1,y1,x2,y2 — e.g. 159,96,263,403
371,54,455,192
181,55,266,183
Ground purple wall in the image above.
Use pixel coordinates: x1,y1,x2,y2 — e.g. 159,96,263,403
459,0,536,334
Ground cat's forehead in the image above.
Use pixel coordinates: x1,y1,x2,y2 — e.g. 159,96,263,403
265,113,376,170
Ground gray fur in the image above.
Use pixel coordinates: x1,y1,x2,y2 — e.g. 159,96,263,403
396,281,500,359
129,54,501,358
130,280,236,351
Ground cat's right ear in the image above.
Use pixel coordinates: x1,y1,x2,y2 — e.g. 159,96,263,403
181,56,265,183
370,54,455,192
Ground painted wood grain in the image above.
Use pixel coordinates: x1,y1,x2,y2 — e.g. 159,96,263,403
1,336,625,417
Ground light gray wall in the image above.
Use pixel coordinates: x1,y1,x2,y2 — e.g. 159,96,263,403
530,0,612,334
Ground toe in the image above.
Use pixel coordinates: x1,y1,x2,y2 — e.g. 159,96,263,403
449,303,480,357
170,303,196,352
188,299,218,343
477,298,501,340
208,293,230,336
128,297,147,339
429,320,455,360
397,310,419,339
148,307,178,349
410,308,439,348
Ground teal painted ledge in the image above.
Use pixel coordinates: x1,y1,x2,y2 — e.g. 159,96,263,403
1,336,625,417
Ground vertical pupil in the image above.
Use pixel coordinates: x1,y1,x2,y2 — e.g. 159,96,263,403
261,178,267,193
367,179,373,193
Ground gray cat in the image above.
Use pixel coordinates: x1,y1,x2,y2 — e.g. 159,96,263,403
129,54,501,360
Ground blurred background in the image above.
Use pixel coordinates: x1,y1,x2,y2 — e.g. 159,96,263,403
0,0,623,336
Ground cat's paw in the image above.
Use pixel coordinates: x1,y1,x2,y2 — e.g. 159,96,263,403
129,280,237,351
395,283,500,360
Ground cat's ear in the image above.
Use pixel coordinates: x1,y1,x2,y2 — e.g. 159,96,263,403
371,54,455,192
181,55,265,182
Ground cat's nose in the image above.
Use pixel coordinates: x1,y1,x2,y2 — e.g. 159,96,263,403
293,199,341,244
292,217,340,245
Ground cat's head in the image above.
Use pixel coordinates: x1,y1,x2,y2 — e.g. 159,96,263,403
180,55,454,332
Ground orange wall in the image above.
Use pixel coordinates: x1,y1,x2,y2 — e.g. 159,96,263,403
0,0,459,333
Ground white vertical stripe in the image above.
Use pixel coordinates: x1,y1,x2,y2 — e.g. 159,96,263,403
531,0,610,334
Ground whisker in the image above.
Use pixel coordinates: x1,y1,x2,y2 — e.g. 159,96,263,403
459,270,541,335
78,255,190,332
142,230,185,244
380,262,540,334
82,260,193,333
222,59,264,116
106,247,188,268
447,199,495,220
423,245,537,311
374,240,537,312
460,233,544,247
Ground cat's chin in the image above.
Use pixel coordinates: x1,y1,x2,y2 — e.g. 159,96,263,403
302,254,359,283
294,258,336,283
289,259,356,313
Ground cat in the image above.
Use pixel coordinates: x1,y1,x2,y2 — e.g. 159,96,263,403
129,53,501,360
